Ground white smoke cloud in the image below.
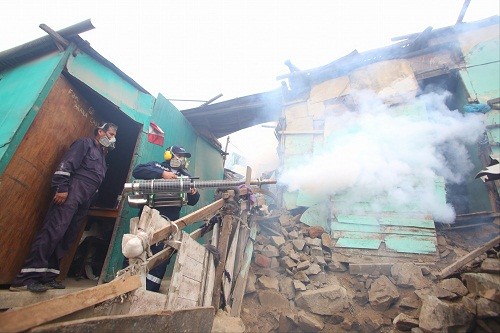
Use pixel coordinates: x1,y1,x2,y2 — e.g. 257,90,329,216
279,90,486,223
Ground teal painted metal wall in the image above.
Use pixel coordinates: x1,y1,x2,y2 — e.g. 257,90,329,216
0,52,65,171
460,38,500,103
0,48,224,281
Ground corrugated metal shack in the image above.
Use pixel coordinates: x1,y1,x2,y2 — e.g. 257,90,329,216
272,15,499,262
0,20,225,285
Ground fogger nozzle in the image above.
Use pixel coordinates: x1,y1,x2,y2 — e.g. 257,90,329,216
123,178,276,194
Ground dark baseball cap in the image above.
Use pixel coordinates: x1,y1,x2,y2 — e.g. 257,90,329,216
171,145,191,157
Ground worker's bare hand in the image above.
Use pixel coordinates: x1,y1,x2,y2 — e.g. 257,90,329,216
190,188,198,195
162,171,177,179
53,192,68,205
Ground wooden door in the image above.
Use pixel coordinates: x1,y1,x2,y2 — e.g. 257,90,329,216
0,75,99,284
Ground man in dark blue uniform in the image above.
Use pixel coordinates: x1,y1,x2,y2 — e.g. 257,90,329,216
10,123,118,293
132,145,200,292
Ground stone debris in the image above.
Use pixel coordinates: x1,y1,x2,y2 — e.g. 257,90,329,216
240,210,500,333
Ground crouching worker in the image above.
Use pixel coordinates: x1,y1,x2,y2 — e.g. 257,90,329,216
131,145,200,292
10,123,118,293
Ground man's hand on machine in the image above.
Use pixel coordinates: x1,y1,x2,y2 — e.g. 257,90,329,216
162,171,177,179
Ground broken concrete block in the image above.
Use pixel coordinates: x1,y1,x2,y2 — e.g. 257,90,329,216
295,285,349,315
261,245,280,257
293,271,310,283
306,263,322,275
280,256,297,269
279,276,296,300
327,261,348,272
258,290,290,309
479,288,500,303
393,313,419,331
349,263,392,276
305,237,322,247
297,311,325,332
477,296,500,318
293,280,307,291
258,275,280,291
437,278,468,297
292,239,306,251
368,275,400,311
296,261,310,271
307,226,325,238
309,246,323,257
271,235,286,247
254,253,271,268
320,233,334,249
399,292,421,310
391,262,430,289
480,258,500,274
419,296,474,333
462,273,500,294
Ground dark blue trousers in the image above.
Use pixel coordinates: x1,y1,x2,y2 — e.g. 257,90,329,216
12,178,98,286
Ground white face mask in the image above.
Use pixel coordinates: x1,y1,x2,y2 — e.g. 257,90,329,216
99,135,116,149
170,155,186,168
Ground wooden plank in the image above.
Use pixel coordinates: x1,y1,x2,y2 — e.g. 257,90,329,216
438,235,500,279
151,199,224,244
0,275,141,333
203,223,219,306
29,307,215,333
336,237,382,249
230,221,257,317
332,222,436,236
212,215,234,311
385,235,437,254
223,219,241,307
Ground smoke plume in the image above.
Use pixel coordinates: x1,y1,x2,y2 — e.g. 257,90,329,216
279,90,486,223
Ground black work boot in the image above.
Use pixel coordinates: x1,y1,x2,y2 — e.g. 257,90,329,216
45,280,66,289
27,282,49,293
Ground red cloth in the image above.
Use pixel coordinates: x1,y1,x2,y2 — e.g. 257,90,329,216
148,122,165,146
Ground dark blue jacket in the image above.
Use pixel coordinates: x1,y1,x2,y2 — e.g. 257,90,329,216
52,137,107,193
132,161,200,220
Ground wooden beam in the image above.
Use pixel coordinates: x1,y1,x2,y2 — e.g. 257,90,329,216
438,235,500,279
28,307,215,333
151,199,224,244
456,0,472,24
0,275,141,333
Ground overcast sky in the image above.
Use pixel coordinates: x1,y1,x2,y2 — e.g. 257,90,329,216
1,0,498,174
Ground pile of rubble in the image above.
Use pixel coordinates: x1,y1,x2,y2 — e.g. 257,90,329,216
236,211,500,333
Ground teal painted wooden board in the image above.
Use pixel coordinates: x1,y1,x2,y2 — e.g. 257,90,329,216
385,235,437,254
331,222,435,237
0,53,63,164
379,216,435,229
300,203,330,230
336,214,380,225
336,237,382,249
